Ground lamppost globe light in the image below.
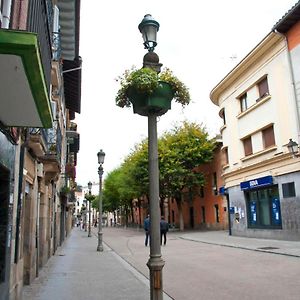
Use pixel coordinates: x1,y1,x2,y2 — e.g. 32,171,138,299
88,181,92,192
97,149,105,165
138,14,159,52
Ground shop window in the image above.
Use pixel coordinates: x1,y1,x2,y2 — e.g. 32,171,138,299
257,77,269,100
282,182,296,198
239,93,248,112
243,136,253,156
246,185,281,228
262,125,275,149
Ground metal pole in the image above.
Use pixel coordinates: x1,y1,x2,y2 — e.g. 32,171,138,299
147,114,164,300
88,191,92,237
84,204,87,232
226,193,232,236
97,166,104,251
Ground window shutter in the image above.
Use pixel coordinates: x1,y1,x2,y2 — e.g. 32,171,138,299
258,78,269,98
243,137,253,156
263,126,275,148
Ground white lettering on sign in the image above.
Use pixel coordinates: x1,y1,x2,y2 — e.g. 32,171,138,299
249,180,258,187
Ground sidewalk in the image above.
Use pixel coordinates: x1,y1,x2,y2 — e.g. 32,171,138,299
180,230,300,257
22,228,171,300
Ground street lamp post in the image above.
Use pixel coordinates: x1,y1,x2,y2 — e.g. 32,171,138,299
84,200,87,232
97,149,105,252
138,14,165,300
88,181,92,237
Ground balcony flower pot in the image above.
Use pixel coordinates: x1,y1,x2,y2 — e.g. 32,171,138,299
115,67,190,116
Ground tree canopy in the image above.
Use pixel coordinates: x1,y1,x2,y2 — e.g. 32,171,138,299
101,121,216,218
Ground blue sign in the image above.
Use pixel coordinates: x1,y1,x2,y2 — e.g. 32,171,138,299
249,201,257,225
271,198,281,225
219,186,227,195
240,175,273,190
229,207,235,214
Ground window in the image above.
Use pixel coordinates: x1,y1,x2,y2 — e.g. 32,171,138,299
199,186,204,198
223,147,229,165
257,77,269,100
212,172,218,195
220,108,226,125
201,206,206,223
262,125,275,148
282,182,296,198
214,204,220,223
240,93,248,112
246,185,281,228
243,136,253,156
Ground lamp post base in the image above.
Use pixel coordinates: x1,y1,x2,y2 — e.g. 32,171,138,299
147,257,165,300
97,232,103,252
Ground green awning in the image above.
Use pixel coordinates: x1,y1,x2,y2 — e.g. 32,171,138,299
0,29,52,128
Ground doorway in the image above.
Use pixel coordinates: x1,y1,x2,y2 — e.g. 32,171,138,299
189,207,194,228
0,165,10,300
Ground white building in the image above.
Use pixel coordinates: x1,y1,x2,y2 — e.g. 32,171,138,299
210,29,300,240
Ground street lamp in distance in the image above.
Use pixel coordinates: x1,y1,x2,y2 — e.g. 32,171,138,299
87,181,92,237
97,149,105,252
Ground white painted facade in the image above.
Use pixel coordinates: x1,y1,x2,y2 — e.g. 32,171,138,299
210,32,300,240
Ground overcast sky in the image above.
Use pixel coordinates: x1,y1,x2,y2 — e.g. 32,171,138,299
75,0,297,187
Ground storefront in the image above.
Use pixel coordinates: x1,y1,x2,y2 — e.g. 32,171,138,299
228,173,300,241
241,176,282,229
0,131,16,300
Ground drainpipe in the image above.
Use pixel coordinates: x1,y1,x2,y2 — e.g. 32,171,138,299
2,0,12,29
274,29,300,143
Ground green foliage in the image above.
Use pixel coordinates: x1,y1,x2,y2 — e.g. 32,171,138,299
159,121,215,198
60,185,71,196
101,121,216,213
115,67,190,108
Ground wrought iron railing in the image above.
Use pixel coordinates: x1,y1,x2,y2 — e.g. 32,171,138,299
52,31,61,61
40,123,61,164
27,0,53,92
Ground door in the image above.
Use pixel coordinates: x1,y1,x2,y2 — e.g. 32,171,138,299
190,207,194,228
0,165,10,300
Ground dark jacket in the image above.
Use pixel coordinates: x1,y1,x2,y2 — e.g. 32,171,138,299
160,219,169,232
144,217,150,231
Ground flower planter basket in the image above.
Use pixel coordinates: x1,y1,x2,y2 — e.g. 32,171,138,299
127,81,174,116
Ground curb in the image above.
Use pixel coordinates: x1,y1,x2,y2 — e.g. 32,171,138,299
179,236,300,258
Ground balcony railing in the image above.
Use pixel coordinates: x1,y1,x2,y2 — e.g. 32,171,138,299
40,123,61,164
27,0,53,92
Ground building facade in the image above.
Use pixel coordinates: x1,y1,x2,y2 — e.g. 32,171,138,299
0,1,82,299
210,4,300,241
167,142,228,231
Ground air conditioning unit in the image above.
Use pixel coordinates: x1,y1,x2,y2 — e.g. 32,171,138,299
37,163,44,177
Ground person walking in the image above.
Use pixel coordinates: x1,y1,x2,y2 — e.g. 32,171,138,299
160,216,169,246
144,214,150,246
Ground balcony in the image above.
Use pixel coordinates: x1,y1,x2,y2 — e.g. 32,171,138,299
40,126,62,182
0,30,52,128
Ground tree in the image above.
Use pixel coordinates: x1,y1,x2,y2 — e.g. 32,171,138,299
159,121,216,230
